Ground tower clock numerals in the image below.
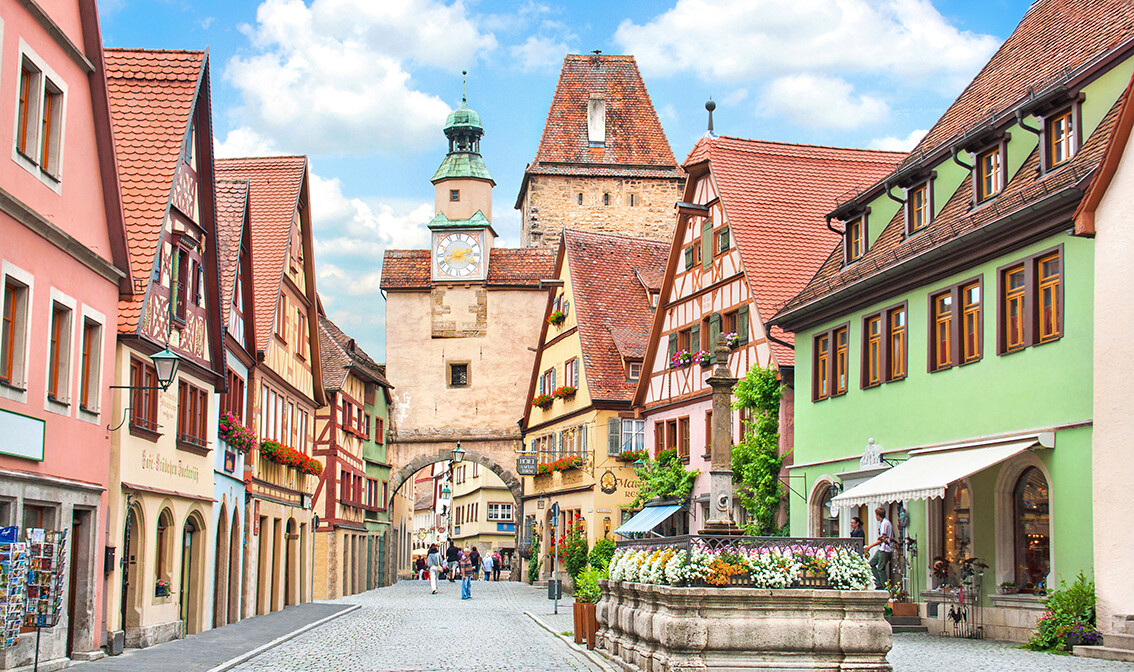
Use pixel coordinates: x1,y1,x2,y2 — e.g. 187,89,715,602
434,232,483,278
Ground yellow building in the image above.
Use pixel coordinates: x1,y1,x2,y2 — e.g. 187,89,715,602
451,462,516,570
520,230,669,579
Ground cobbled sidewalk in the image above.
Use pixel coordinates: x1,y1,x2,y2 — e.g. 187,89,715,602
890,633,1134,672
228,579,603,672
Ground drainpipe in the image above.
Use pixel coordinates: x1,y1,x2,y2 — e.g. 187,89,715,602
825,214,844,237
763,320,795,354
884,181,905,206
951,146,973,171
1015,109,1042,136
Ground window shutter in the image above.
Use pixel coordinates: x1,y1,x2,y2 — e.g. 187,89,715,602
579,425,586,455
709,312,722,360
668,333,677,359
701,220,713,270
690,324,700,352
552,368,557,390
737,305,749,345
608,418,620,455
684,246,694,270
573,361,579,388
557,431,563,457
720,226,730,252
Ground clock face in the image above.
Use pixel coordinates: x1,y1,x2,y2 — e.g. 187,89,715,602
434,232,483,278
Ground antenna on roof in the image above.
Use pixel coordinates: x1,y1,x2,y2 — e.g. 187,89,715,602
705,98,717,139
461,70,468,103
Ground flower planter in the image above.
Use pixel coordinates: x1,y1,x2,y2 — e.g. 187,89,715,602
155,585,170,598
597,581,892,672
889,601,918,619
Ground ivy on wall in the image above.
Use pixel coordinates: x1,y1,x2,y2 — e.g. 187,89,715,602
731,365,787,536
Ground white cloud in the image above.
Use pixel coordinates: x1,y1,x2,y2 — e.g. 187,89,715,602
214,127,285,159
614,0,1000,87
761,75,889,129
309,173,434,252
869,128,928,151
510,35,571,73
199,16,215,29
722,88,749,107
226,0,497,156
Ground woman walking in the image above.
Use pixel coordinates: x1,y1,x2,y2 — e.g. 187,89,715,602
459,547,474,599
481,550,494,581
426,544,443,594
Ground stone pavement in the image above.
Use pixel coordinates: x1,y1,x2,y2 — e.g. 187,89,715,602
890,633,1134,672
71,602,354,672
227,579,604,672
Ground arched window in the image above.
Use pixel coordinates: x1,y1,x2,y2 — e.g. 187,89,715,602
812,483,839,537
1013,467,1050,592
156,509,174,589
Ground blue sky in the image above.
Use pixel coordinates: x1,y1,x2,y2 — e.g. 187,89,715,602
100,0,1033,360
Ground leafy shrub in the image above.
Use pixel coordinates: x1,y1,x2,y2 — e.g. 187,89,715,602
557,521,590,578
1026,572,1097,652
527,534,542,584
574,565,606,604
589,538,616,570
629,448,698,508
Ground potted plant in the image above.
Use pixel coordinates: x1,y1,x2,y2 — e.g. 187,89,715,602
547,310,566,326
616,449,648,463
998,581,1018,595
670,350,693,368
536,463,552,476
531,394,554,410
573,566,604,650
155,578,171,598
552,385,577,400
724,332,740,349
696,350,712,367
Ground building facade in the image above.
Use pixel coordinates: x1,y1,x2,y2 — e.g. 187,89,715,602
633,136,902,531
381,94,554,580
313,313,392,599
0,0,129,665
520,230,667,576
104,48,226,648
215,156,323,618
516,54,684,249
451,461,515,570
771,0,1133,642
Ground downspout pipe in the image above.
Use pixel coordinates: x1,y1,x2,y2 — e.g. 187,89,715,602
951,146,973,171
1015,109,1042,136
884,181,905,206
825,214,844,237
763,320,795,353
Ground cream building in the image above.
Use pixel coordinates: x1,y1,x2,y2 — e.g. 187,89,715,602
451,462,516,570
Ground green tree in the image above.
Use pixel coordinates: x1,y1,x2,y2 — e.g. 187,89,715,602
629,448,699,509
731,365,787,535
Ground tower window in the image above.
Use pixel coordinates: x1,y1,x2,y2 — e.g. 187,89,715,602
628,194,638,207
603,193,610,206
450,189,460,202
575,193,583,205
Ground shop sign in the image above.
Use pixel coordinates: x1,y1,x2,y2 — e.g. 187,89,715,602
600,470,640,496
516,455,538,476
0,408,44,461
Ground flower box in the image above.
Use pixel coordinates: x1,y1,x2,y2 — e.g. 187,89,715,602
616,449,648,463
259,439,323,475
548,456,584,472
218,411,256,452
670,350,693,368
889,601,919,619
532,394,554,410
724,332,740,349
547,310,566,326
552,385,577,400
155,580,171,598
696,350,712,367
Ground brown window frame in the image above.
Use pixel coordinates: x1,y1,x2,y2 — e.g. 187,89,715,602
47,303,70,402
860,302,907,389
927,277,983,373
811,323,849,402
129,357,159,437
79,319,99,411
1040,101,1082,172
172,245,190,325
844,216,866,264
974,141,1007,203
177,380,209,453
2,279,28,388
677,416,690,461
905,180,934,235
961,280,983,364
16,64,34,157
38,83,60,171
996,245,1064,355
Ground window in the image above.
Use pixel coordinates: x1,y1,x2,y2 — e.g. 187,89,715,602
815,485,839,537
275,294,287,341
976,146,1002,201
172,246,189,323
47,303,71,402
16,64,34,157
488,503,513,522
1013,467,1050,591
704,410,712,457
717,226,731,254
684,241,702,271
38,83,61,173
130,358,158,433
375,417,385,444
603,193,610,206
677,416,690,460
450,189,460,202
15,57,64,179
929,278,983,372
177,381,209,450
627,193,638,207
192,262,203,306
1046,108,1074,168
620,419,644,453
79,319,101,411
539,368,554,395
575,193,583,205
296,309,307,359
811,324,848,401
722,311,737,337
931,292,953,371
860,303,907,388
450,362,469,388
677,328,692,354
565,357,579,388
998,248,1063,354
845,217,865,263
961,282,982,363
627,361,641,381
907,183,930,233
1,279,29,388
223,369,245,421
665,419,677,454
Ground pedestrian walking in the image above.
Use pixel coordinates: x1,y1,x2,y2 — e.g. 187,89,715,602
445,541,459,582
469,546,481,580
459,548,474,599
426,544,443,594
865,506,894,589
481,551,494,581
492,551,502,581
414,555,427,580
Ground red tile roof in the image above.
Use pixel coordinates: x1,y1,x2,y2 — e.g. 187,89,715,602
564,230,669,401
381,248,556,290
910,0,1134,163
686,137,904,364
215,156,307,348
521,54,680,183
317,313,391,392
215,179,248,323
104,48,205,333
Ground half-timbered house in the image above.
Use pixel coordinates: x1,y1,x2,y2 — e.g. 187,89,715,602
633,135,902,531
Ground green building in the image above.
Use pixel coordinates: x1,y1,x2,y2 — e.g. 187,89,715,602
770,0,1133,643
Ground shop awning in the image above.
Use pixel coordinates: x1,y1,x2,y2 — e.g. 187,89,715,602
613,504,682,536
831,438,1045,508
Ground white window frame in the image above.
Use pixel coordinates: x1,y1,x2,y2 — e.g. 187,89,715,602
0,261,33,403
487,503,513,522
621,419,644,453
12,40,67,192
44,287,75,415
76,305,105,422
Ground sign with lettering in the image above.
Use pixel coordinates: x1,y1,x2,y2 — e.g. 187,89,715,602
516,455,538,476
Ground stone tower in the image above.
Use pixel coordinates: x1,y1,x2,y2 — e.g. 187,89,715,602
516,53,685,248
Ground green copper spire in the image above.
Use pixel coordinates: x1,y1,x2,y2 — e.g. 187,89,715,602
433,70,493,184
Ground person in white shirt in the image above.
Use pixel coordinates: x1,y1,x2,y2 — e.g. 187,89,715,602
481,551,494,581
864,506,894,590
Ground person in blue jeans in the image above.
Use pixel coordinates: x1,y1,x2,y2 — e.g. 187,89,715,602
459,548,474,599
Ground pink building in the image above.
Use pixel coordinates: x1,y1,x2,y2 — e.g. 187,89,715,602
0,0,130,666
633,135,902,531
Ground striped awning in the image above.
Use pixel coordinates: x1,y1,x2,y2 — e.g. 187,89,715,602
613,504,682,536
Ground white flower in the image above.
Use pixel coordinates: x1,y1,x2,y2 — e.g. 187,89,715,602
826,549,873,590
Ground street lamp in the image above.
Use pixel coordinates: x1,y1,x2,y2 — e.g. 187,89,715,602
453,442,466,463
441,483,452,498
149,348,181,391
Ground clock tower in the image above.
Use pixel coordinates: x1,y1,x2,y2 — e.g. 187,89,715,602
430,84,496,282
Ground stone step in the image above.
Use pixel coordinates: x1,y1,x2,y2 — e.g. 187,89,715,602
1104,632,1134,650
886,616,922,626
1074,645,1134,663
891,625,929,634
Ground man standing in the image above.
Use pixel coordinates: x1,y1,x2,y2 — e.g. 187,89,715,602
445,541,460,582
865,506,893,590
459,548,474,599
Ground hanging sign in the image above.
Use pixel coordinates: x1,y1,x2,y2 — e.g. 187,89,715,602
516,455,538,476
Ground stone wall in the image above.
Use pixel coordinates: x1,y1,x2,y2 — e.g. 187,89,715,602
520,174,684,248
598,581,892,672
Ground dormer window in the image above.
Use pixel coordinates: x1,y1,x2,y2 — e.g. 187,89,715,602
587,95,605,147
845,217,865,263
450,189,460,202
1046,108,1074,168
976,146,1003,201
906,182,932,234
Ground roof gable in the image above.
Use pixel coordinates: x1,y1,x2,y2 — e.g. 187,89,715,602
317,313,391,393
